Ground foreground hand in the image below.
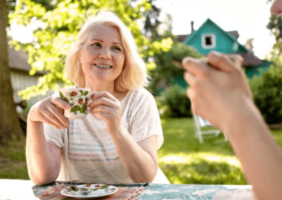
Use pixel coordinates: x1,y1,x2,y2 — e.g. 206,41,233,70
182,51,253,131
28,94,71,129
88,91,122,135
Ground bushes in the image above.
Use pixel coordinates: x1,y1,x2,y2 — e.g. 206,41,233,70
249,65,282,124
157,85,192,117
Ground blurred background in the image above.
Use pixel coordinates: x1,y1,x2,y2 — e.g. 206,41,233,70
1,0,282,185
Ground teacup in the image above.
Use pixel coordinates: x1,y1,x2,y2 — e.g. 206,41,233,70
59,88,90,119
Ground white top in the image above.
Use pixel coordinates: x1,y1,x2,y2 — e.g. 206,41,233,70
44,88,164,184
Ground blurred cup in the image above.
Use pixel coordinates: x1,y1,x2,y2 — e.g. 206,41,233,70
59,88,90,119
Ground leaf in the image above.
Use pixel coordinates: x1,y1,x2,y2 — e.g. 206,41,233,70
80,106,85,114
83,91,89,96
80,103,87,113
70,105,80,113
62,97,69,103
71,186,79,191
101,185,108,189
59,91,64,99
80,90,83,95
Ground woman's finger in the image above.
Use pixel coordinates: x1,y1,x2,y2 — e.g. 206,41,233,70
90,105,112,115
41,107,67,129
38,111,62,129
91,111,110,119
51,96,71,110
90,91,117,102
208,51,243,72
184,71,196,86
88,96,116,110
182,57,209,76
46,104,69,127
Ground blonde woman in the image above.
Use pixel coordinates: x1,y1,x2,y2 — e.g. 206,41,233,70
26,11,164,185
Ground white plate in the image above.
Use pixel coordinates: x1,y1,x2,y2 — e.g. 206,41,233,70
60,184,118,199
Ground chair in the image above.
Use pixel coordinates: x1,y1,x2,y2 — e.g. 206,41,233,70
193,114,228,143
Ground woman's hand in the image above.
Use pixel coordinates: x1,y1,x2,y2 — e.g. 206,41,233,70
28,94,71,129
182,51,253,131
88,91,122,135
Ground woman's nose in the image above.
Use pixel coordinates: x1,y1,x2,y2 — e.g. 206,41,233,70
99,48,111,59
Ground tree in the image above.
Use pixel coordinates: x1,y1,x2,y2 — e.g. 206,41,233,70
0,0,23,145
9,0,173,100
267,0,282,64
148,41,202,95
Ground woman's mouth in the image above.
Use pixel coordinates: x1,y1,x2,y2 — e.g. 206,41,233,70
93,64,113,69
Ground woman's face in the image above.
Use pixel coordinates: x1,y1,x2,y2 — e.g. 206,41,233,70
79,24,125,85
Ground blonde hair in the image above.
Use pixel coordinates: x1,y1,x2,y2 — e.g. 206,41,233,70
65,11,148,92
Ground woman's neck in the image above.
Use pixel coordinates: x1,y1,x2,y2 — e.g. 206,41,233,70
85,81,114,94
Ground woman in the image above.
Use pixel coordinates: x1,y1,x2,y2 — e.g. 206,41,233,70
26,11,164,185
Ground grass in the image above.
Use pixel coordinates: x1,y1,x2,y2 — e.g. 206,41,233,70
158,117,282,185
2,117,282,185
0,137,29,180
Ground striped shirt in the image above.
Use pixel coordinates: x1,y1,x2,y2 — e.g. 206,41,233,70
44,88,163,183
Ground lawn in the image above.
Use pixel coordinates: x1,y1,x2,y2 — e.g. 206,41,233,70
2,117,282,185
158,117,282,185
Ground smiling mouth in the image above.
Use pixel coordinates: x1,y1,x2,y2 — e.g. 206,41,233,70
94,64,113,69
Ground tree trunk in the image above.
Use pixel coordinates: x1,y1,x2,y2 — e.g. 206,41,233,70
0,0,23,145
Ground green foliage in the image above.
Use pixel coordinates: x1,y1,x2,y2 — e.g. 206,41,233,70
249,64,282,124
159,118,247,184
267,13,282,63
148,41,202,94
158,85,192,117
9,0,173,99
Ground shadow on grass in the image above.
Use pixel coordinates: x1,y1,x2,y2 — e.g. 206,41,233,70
160,158,247,185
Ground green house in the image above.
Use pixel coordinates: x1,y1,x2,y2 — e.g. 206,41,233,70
176,18,270,86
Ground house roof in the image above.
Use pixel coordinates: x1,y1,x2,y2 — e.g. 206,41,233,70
8,47,31,72
182,18,248,53
176,30,239,42
235,52,264,67
8,46,45,75
176,18,264,67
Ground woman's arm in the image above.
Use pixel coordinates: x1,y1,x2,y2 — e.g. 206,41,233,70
88,91,159,183
26,96,70,185
111,131,158,183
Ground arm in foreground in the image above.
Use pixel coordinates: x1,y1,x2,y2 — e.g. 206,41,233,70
182,51,282,200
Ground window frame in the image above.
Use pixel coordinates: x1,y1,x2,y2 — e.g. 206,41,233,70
201,34,216,49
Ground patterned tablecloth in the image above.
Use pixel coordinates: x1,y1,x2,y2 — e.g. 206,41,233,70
0,179,257,200
139,184,257,200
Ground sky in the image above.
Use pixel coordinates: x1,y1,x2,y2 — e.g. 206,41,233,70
156,0,275,59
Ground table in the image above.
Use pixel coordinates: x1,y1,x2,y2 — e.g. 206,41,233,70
0,179,256,200
138,184,256,200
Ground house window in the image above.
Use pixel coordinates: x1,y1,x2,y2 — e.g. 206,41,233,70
202,34,216,49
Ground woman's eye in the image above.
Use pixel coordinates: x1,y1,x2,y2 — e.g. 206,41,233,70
112,46,121,51
91,42,102,47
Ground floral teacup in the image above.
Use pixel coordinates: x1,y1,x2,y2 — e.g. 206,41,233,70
59,88,90,119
